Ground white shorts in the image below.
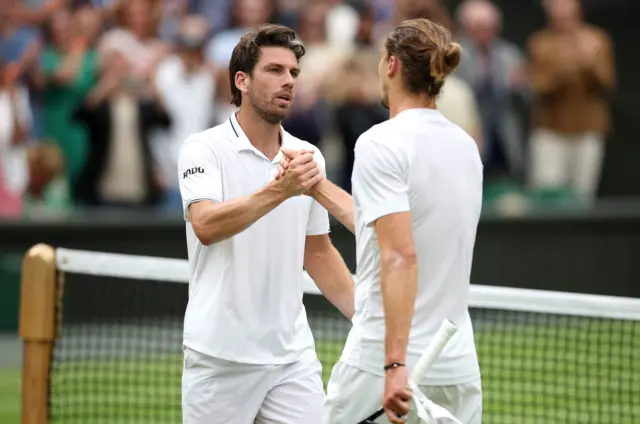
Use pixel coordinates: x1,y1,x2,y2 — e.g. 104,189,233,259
324,360,482,424
182,346,325,424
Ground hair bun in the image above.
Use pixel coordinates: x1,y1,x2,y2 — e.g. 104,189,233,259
429,42,462,82
442,42,462,76
445,42,462,59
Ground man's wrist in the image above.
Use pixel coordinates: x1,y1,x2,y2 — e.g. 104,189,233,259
383,362,405,372
309,178,327,198
261,180,289,204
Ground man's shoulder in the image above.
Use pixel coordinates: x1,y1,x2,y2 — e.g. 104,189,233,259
583,24,612,44
180,123,234,153
353,121,412,171
356,119,396,150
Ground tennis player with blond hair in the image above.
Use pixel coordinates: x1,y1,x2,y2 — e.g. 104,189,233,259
280,18,483,423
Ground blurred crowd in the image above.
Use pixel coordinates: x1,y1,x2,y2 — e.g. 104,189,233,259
0,0,615,219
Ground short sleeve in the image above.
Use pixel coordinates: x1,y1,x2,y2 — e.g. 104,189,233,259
306,149,330,236
352,137,410,226
178,140,222,221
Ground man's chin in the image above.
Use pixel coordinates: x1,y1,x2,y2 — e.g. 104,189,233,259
257,106,288,125
380,97,389,110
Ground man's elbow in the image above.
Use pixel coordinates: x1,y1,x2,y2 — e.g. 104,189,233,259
191,216,217,246
193,225,214,246
381,248,417,270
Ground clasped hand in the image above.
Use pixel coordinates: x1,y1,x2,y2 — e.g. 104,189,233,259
272,148,322,197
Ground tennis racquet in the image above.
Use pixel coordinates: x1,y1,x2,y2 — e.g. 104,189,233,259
356,319,458,424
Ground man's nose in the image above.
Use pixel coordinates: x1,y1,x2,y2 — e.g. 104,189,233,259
282,72,295,88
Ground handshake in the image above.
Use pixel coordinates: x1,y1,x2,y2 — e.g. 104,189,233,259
272,147,324,198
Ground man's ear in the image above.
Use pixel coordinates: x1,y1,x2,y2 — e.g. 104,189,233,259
235,71,250,95
387,55,399,78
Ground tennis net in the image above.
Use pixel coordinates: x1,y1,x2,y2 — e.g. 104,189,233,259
19,246,640,424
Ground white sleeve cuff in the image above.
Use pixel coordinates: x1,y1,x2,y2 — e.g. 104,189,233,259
362,195,411,226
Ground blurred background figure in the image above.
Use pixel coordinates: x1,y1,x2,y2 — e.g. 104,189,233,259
188,0,231,37
332,55,386,193
281,1,333,148
527,0,615,205
206,0,273,124
455,0,529,203
22,142,68,217
436,72,482,151
0,57,32,218
0,0,632,221
37,6,100,207
325,0,386,193
323,0,360,50
417,2,483,158
71,50,169,208
98,0,170,99
0,0,44,141
152,15,216,213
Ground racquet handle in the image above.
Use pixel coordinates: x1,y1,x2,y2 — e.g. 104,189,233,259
411,319,457,383
356,319,458,424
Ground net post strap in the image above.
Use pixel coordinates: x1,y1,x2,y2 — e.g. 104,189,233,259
55,248,640,321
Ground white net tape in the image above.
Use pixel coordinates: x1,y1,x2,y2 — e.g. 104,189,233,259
56,248,640,321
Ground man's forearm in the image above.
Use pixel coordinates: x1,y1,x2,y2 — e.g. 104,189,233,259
192,183,287,245
305,244,355,320
311,179,354,233
381,252,417,364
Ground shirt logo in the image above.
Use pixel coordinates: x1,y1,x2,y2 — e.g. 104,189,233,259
183,167,205,179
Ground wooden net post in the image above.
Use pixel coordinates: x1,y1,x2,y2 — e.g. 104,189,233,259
19,244,57,424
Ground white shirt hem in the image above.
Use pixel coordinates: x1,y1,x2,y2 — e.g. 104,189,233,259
182,339,317,366
340,356,481,386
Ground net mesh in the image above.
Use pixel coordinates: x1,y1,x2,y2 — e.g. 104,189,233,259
45,249,640,424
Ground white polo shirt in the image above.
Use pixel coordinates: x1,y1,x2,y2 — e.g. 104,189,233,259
341,108,483,385
177,112,330,365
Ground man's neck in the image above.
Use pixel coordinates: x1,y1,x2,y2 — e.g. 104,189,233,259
236,107,282,160
388,89,437,119
550,19,582,34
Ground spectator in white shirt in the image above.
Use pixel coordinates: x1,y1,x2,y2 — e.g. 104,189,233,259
153,15,216,213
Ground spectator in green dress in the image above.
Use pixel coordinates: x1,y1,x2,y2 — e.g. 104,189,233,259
37,7,101,203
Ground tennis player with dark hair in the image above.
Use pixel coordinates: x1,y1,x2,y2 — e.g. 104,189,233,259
280,18,483,423
177,24,354,424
